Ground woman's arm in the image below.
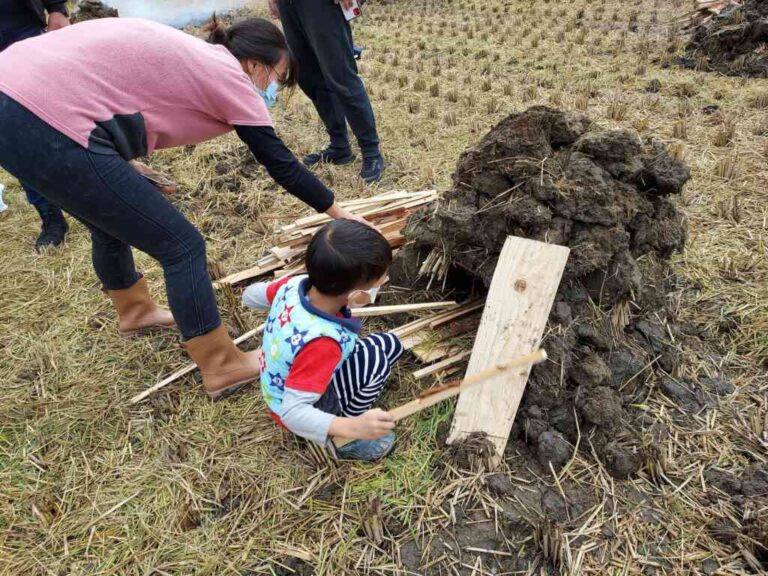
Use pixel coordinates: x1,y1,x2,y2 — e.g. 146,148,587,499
233,125,371,225
234,124,334,212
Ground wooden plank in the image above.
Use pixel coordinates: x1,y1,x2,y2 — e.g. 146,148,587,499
390,303,472,339
447,236,569,465
429,300,485,328
411,343,457,363
279,190,436,233
376,217,409,236
398,331,428,350
270,244,303,263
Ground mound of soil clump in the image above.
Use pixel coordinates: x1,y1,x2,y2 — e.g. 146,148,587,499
393,106,691,480
71,0,119,23
684,0,768,77
391,107,768,572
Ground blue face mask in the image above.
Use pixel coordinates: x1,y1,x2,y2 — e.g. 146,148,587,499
258,80,279,108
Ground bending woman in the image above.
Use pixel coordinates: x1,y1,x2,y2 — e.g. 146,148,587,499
0,16,364,399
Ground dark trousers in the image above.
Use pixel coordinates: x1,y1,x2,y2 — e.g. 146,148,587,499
0,93,221,339
0,23,52,209
278,0,380,158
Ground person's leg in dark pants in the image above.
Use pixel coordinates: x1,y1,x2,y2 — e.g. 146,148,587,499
1,23,70,250
0,92,215,337
278,0,355,165
280,0,384,181
0,92,260,398
61,156,220,339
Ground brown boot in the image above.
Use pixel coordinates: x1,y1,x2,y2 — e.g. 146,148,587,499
106,277,177,337
182,325,261,400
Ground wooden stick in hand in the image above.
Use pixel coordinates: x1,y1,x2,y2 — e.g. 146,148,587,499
332,348,547,448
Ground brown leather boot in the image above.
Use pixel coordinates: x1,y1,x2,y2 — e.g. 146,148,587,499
106,277,177,337
182,325,261,400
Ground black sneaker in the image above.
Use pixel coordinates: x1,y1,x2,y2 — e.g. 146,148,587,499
360,154,385,184
302,147,356,167
33,203,68,251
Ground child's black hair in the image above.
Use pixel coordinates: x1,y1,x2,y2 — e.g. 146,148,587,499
306,219,392,296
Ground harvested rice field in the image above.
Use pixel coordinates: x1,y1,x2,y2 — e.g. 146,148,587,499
1,0,767,574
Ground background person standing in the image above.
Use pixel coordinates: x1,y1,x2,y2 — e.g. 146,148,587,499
0,0,70,250
269,0,385,184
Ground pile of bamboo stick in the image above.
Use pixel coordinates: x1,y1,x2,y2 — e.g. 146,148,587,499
214,189,438,288
393,300,485,380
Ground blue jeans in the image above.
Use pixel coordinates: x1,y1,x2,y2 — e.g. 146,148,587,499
278,0,380,158
0,93,221,339
0,24,50,209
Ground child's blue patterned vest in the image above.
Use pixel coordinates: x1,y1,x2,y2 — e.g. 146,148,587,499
259,275,360,413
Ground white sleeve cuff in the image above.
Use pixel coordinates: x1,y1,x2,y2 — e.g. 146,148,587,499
242,282,270,309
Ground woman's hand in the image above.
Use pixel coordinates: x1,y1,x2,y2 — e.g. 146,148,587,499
325,201,374,228
131,160,177,195
47,12,70,31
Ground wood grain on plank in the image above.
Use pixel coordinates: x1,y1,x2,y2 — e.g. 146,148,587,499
446,236,569,464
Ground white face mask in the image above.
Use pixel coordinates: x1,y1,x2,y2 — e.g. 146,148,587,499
349,285,380,307
362,285,380,304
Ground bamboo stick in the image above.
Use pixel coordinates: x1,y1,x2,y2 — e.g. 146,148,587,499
412,350,472,380
350,301,458,317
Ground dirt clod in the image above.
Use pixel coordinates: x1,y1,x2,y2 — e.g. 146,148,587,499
741,465,768,497
684,0,768,77
705,468,742,495
701,558,720,576
700,375,735,396
659,376,702,412
572,355,612,388
602,441,643,480
445,432,496,471
577,386,625,430
644,78,662,93
72,0,119,22
537,430,572,470
485,473,514,497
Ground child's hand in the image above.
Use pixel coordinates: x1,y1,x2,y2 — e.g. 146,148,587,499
352,409,395,439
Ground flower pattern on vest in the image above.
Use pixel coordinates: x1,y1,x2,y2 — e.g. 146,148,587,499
278,304,294,328
268,372,285,392
285,326,310,354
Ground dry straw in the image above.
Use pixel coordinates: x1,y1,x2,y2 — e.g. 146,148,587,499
1,0,767,574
